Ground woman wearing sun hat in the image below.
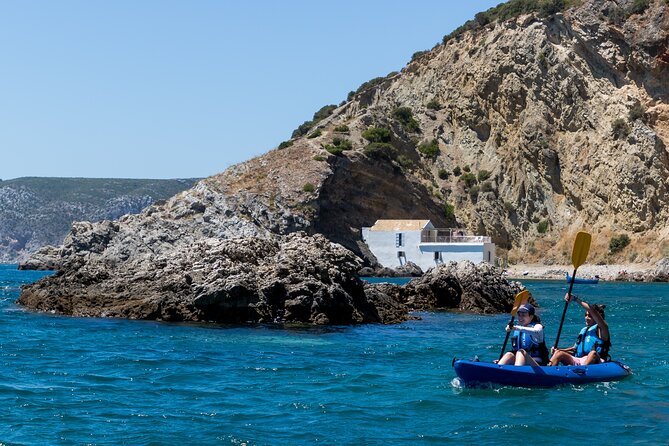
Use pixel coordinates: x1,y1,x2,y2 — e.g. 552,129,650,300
497,303,549,366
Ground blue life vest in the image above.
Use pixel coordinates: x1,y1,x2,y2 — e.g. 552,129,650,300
511,322,549,365
574,324,610,359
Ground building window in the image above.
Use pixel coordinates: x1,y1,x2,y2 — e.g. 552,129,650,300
397,251,405,258
395,233,403,247
434,251,440,261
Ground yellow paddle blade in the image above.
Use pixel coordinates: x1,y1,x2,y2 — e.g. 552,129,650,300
571,231,592,269
511,290,530,316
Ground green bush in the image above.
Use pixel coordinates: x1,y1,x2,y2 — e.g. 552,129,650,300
411,50,428,62
629,104,646,122
444,203,455,220
291,104,337,138
397,154,413,169
537,220,549,234
363,142,397,160
612,118,631,140
480,181,494,193
353,77,385,96
362,127,392,143
609,234,631,254
278,140,293,150
307,129,322,139
539,0,565,17
504,201,515,212
323,137,353,156
460,172,477,188
474,11,491,25
468,185,480,199
303,183,315,193
313,155,326,161
609,0,650,24
393,107,420,132
313,104,337,122
417,139,440,159
326,147,344,156
629,0,650,15
463,165,471,173
333,125,350,133
608,6,626,24
477,170,491,182
426,99,443,111
438,168,450,180
453,166,462,176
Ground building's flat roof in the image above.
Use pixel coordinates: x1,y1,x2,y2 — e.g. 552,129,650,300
370,219,432,231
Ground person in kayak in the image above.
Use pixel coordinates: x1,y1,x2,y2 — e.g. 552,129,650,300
548,293,610,366
498,303,549,366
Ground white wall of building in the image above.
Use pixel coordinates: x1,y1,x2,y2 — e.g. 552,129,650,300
362,229,422,267
362,229,496,272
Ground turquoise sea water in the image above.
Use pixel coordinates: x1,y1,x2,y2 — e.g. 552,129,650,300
1,264,668,445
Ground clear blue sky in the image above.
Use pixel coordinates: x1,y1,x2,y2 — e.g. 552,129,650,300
0,1,501,180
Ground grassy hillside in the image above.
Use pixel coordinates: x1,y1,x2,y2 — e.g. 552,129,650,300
0,177,200,262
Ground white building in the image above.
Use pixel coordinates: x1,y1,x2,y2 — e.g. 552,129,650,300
361,219,495,271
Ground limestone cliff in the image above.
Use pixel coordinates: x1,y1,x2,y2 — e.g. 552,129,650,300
207,0,669,264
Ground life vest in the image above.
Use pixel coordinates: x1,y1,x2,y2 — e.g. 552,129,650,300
511,322,549,365
575,324,611,359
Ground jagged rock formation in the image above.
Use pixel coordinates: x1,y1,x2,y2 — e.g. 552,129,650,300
20,232,413,324
17,0,669,322
371,261,529,313
0,177,197,263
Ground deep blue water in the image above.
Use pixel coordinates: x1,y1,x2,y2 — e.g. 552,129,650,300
1,265,668,445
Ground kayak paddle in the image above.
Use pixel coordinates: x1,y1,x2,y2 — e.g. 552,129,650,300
498,290,530,361
553,231,592,349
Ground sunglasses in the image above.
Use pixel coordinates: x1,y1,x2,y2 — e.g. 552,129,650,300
517,311,529,316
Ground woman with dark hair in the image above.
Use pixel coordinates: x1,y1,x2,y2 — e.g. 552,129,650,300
498,303,549,366
548,293,610,366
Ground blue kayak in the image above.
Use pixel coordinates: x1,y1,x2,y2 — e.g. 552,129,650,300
453,359,631,388
565,272,599,284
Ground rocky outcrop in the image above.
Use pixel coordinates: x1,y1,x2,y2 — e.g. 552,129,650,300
19,232,410,325
372,261,528,313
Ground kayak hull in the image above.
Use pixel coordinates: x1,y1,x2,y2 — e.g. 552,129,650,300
565,272,599,284
453,360,631,388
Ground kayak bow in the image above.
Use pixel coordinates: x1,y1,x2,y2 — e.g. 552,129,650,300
565,272,599,284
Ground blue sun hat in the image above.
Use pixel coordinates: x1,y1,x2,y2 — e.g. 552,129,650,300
518,303,535,315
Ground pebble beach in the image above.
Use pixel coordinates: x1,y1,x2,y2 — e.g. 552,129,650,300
505,263,655,281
